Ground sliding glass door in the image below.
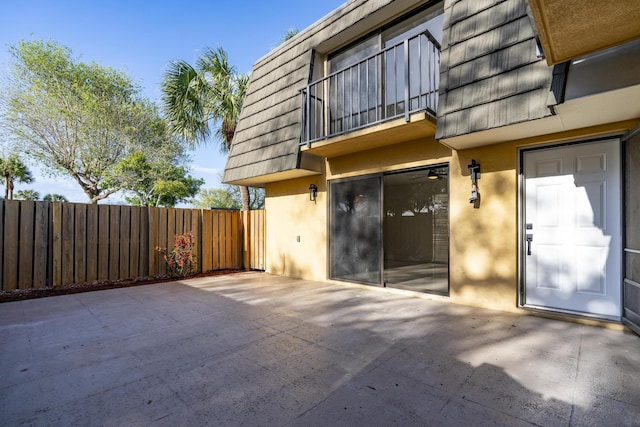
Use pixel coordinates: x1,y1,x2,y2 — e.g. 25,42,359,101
329,176,382,285
329,166,449,294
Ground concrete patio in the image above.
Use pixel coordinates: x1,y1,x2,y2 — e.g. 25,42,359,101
1,271,639,426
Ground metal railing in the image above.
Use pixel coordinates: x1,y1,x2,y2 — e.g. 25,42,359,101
301,31,441,146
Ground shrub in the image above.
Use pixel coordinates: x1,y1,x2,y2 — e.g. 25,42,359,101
158,232,197,277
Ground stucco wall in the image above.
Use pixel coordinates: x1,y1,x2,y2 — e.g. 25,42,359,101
265,177,328,281
451,143,519,311
265,136,523,313
263,121,638,314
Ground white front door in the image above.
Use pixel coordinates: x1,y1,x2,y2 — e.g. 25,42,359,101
523,140,621,318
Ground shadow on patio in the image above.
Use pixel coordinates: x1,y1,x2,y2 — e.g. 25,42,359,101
1,271,639,425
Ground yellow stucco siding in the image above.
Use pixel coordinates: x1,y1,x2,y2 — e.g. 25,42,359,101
326,137,451,180
265,137,522,312
263,121,637,314
451,144,519,312
265,177,328,281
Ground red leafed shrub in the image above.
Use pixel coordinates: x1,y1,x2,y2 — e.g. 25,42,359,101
158,232,197,277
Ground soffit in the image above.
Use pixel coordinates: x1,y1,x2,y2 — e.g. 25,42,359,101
528,0,640,65
224,168,322,188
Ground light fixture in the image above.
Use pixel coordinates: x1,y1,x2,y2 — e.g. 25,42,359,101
468,159,481,204
309,184,318,202
427,169,439,180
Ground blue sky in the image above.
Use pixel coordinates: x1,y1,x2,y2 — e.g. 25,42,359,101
0,0,345,203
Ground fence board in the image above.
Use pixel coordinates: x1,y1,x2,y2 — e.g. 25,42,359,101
52,202,62,286
148,207,158,277
227,212,234,268
3,200,20,291
258,210,266,269
224,211,231,268
157,208,168,276
74,204,87,284
250,211,257,269
213,211,221,270
1,201,265,290
167,208,176,252
86,204,98,282
232,212,239,268
140,208,149,277
175,208,184,236
33,202,49,288
119,206,131,279
3,201,19,290
191,210,201,272
130,207,140,278
231,212,239,268
202,210,213,271
97,205,110,281
17,201,34,289
109,206,120,281
61,203,75,286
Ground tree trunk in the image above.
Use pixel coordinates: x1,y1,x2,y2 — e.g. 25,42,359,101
3,170,9,199
239,185,250,211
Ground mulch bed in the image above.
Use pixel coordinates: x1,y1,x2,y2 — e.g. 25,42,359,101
0,269,245,303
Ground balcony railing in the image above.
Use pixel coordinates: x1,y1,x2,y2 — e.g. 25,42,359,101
301,31,441,146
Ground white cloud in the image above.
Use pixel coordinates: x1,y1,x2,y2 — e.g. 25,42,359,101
191,165,219,175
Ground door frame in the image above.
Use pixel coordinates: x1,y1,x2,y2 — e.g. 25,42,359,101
327,164,451,295
518,137,624,320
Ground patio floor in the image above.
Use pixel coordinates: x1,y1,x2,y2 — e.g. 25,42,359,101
1,271,639,426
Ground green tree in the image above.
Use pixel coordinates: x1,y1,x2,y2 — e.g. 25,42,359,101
191,184,264,210
0,154,34,199
224,183,265,210
0,40,159,203
14,189,40,201
105,115,203,207
113,149,203,207
190,188,241,209
43,193,68,202
161,47,251,210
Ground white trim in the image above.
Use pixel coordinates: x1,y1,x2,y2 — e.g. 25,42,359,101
522,304,622,323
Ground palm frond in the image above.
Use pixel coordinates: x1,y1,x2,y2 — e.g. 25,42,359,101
161,60,209,147
161,47,248,153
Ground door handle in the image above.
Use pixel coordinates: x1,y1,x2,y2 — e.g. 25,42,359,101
526,234,533,256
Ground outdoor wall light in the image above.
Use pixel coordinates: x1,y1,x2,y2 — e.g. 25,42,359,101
468,159,481,205
309,184,318,202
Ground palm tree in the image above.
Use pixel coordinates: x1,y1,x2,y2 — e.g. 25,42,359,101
0,155,34,200
280,28,300,44
162,47,251,210
14,189,40,201
43,193,68,202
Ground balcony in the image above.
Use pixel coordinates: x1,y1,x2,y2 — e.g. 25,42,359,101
300,31,440,157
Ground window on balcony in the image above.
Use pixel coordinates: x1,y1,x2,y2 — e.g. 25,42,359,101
301,5,443,145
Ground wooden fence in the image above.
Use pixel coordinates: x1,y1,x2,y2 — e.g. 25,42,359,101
0,200,266,291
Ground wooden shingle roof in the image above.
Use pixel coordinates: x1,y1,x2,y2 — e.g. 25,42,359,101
436,0,554,141
223,0,428,186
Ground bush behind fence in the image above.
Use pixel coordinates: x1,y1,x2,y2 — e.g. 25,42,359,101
0,200,265,291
